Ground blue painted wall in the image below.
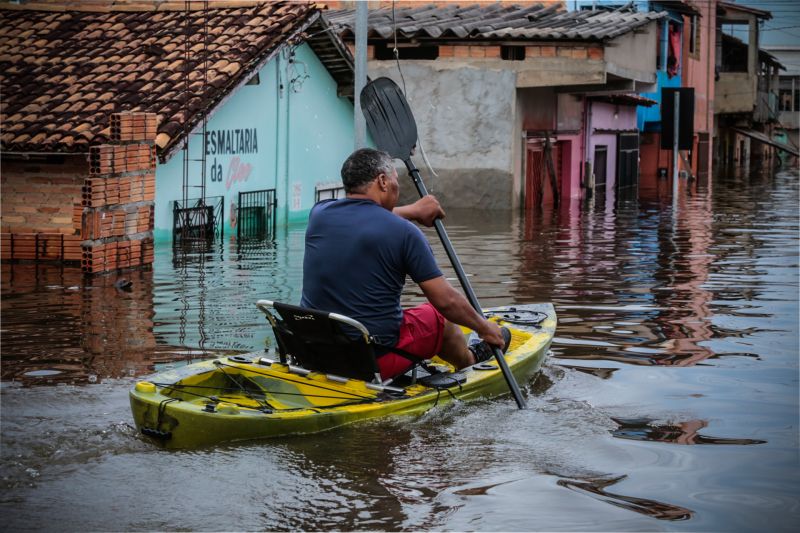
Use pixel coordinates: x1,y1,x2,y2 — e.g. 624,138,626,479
153,43,355,242
569,1,684,132
638,15,683,131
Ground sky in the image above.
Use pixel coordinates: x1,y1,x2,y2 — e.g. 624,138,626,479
568,0,800,47
732,0,800,47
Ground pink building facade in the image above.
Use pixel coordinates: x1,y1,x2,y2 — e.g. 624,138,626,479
525,92,653,209
587,100,641,203
682,1,716,180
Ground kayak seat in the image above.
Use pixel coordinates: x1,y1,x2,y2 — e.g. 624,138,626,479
258,300,384,384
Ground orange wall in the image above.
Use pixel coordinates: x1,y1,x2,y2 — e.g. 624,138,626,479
681,1,716,178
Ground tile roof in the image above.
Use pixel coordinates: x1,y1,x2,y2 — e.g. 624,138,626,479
327,3,666,42
1,1,349,158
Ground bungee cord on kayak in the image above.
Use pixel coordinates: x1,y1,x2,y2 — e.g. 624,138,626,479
152,363,466,412
214,361,380,400
485,308,549,327
213,361,276,412
150,381,380,412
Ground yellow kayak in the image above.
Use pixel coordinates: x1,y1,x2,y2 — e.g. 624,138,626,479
130,303,556,449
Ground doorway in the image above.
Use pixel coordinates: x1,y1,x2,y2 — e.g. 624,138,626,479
594,145,608,195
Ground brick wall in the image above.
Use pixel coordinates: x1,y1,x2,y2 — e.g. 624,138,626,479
1,156,86,262
349,42,604,61
439,45,501,58
1,156,86,234
1,111,157,274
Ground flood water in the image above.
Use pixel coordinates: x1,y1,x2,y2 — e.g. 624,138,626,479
1,170,798,531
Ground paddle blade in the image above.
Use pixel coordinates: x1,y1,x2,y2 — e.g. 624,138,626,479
360,77,418,160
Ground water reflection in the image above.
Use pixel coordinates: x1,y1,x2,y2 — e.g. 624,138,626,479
0,170,797,531
2,173,796,378
557,475,694,521
611,417,767,445
0,263,166,385
559,364,619,379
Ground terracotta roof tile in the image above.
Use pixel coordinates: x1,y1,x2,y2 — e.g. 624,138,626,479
1,1,319,155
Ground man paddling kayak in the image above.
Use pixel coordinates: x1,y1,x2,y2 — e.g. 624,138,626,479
300,148,509,380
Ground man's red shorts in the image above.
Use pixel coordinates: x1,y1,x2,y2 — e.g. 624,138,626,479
376,303,446,380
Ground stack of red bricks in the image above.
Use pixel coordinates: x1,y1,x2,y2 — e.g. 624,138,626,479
82,173,155,207
89,144,156,177
81,111,156,275
81,205,153,240
81,239,154,275
0,233,83,262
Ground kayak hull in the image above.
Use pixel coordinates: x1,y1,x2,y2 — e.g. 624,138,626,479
130,303,556,449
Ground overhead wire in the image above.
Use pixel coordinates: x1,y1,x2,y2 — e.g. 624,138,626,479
390,0,439,178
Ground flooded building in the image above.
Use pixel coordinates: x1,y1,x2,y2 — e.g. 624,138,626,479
572,1,715,182
765,45,800,163
328,3,665,210
0,1,356,273
629,0,714,182
584,94,657,204
714,1,782,168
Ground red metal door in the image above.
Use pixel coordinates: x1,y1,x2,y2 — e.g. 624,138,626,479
526,138,561,209
525,140,545,210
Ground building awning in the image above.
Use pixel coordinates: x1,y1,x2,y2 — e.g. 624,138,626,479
733,128,799,157
718,1,772,21
590,94,658,107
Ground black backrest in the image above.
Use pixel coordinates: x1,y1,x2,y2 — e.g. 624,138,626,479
268,302,381,383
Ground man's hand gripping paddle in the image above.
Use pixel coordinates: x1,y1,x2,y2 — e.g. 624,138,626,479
360,77,527,409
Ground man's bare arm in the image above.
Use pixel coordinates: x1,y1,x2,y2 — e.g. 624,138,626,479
419,276,504,347
393,196,445,227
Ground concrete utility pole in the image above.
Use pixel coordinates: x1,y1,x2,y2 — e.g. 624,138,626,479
354,1,368,149
673,91,680,213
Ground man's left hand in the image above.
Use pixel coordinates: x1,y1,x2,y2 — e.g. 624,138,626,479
395,195,445,227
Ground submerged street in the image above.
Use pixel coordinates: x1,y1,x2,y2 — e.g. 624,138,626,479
1,169,798,531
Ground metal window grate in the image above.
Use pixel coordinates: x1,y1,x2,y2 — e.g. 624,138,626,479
237,189,276,241
315,183,344,202
173,196,223,249
617,133,640,191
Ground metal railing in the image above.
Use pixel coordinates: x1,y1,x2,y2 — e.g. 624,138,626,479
237,189,276,241
315,183,344,202
173,196,223,248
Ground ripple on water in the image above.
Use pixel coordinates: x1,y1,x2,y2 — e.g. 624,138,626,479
0,172,798,530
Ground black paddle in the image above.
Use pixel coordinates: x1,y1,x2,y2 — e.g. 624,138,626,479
361,77,527,410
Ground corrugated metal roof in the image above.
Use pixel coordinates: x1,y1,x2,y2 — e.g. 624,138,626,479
651,1,702,17
327,3,666,43
718,1,772,21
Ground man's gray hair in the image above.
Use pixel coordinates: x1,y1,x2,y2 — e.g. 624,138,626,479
340,148,395,193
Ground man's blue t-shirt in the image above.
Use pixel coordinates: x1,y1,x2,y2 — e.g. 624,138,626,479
300,198,442,347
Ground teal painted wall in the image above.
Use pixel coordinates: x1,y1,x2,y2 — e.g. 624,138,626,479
154,43,355,242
